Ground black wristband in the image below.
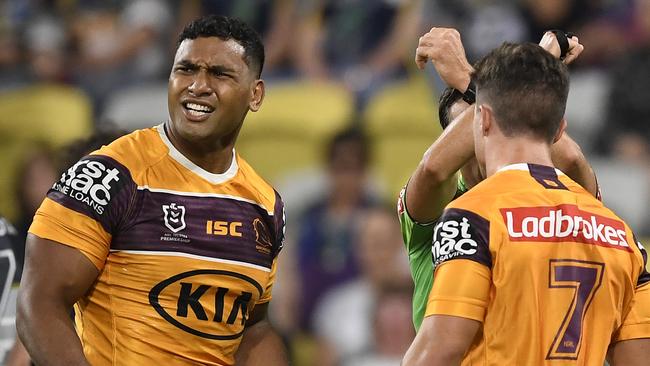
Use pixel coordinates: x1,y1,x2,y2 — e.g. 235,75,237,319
461,80,476,105
549,30,572,60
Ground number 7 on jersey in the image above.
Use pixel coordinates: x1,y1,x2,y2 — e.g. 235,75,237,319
546,259,605,360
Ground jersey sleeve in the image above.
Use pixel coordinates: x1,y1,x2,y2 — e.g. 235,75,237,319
397,186,434,330
273,190,286,258
28,154,136,270
256,192,285,305
258,259,278,304
616,237,650,341
425,207,492,322
425,260,491,322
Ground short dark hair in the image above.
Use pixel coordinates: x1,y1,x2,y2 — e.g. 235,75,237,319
177,15,265,78
438,87,465,129
472,42,569,142
326,127,370,168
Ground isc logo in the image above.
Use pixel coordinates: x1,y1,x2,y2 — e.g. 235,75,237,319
206,220,242,237
149,269,262,340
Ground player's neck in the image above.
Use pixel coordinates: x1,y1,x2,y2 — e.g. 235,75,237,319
484,136,554,177
164,122,237,174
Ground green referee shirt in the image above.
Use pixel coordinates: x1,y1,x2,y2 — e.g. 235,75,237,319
397,175,468,330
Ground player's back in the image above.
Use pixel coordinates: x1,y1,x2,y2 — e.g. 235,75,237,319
428,163,649,365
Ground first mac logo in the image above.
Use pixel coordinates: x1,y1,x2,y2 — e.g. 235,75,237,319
53,158,121,215
149,270,263,340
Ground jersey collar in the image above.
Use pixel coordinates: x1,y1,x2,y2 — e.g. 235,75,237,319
156,123,238,185
497,163,565,176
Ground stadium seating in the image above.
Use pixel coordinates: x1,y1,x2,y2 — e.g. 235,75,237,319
363,75,440,200
590,157,650,232
237,81,355,183
101,82,169,131
565,70,610,154
0,85,92,221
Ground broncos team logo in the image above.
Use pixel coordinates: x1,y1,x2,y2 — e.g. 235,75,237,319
163,203,186,233
253,218,272,255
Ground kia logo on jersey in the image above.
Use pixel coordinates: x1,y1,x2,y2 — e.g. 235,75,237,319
149,269,263,340
163,203,186,233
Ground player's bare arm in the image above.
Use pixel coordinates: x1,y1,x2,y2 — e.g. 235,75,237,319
551,132,599,196
406,105,475,222
402,314,480,366
235,302,289,366
17,235,99,366
608,338,650,365
406,28,476,223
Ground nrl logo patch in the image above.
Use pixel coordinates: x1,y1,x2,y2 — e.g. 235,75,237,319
163,203,186,233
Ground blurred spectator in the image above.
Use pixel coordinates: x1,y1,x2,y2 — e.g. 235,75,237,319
175,0,297,78
70,0,172,114
597,45,650,167
295,127,377,331
312,207,411,366
343,286,415,366
0,216,31,365
59,125,128,169
14,144,59,248
294,0,422,110
24,15,68,83
517,0,593,41
0,28,27,90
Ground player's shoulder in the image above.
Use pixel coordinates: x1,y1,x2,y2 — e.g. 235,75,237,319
91,125,167,176
445,177,496,217
235,154,283,212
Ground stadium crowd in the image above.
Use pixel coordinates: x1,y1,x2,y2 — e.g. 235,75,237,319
2,0,650,365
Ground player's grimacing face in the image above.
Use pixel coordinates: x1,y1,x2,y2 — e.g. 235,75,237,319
167,37,258,143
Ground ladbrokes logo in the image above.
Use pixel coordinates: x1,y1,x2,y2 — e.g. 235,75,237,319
500,204,631,251
52,158,121,215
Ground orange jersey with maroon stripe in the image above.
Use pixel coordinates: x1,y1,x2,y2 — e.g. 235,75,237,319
29,124,285,365
425,163,650,365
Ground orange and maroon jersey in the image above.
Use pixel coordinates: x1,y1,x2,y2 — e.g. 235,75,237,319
425,163,650,365
29,123,285,365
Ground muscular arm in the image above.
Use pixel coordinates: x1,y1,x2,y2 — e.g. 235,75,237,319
608,339,650,365
16,235,99,366
405,105,474,222
402,315,480,366
235,302,289,366
551,132,599,197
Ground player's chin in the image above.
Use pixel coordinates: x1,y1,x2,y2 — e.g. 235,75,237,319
173,118,214,140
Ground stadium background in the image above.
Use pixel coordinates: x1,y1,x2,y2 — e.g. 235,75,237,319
1,0,650,365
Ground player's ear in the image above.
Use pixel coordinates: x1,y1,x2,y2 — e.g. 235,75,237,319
479,104,493,136
249,79,265,112
553,118,567,143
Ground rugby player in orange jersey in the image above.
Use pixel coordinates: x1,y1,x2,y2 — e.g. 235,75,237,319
403,42,650,365
400,28,597,331
17,15,288,366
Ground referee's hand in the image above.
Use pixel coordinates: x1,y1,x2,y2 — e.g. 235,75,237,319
539,31,584,65
415,27,473,92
